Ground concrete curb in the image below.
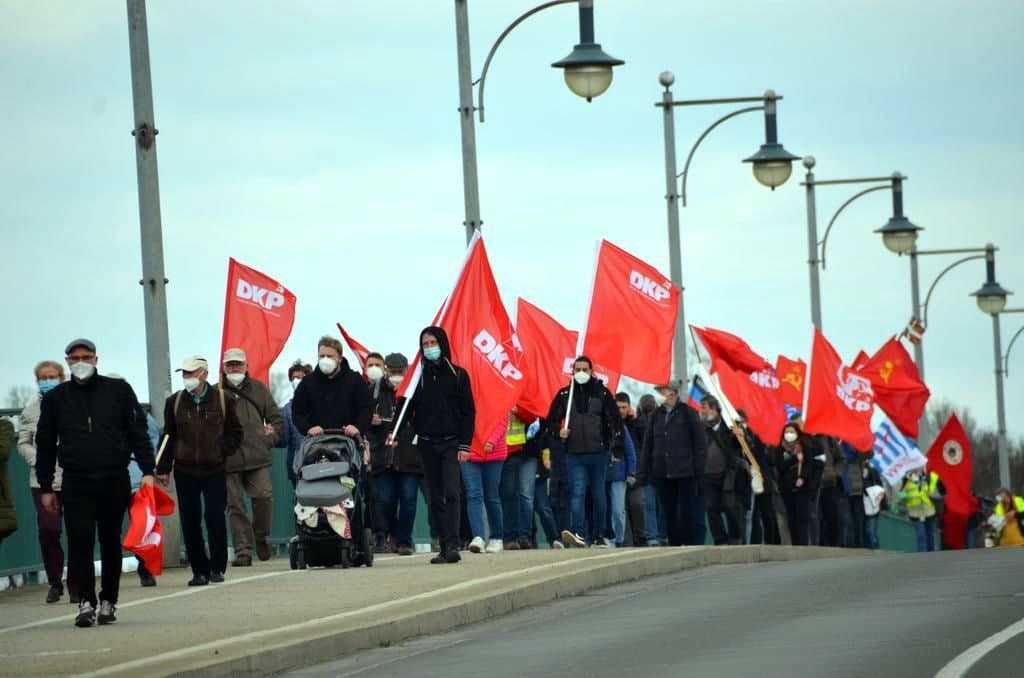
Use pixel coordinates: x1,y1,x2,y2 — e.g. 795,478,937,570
99,545,876,678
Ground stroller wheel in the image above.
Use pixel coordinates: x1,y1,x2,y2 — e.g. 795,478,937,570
293,546,307,570
362,528,374,568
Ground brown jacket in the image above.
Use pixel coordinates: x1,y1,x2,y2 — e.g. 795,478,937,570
221,376,284,472
158,383,244,476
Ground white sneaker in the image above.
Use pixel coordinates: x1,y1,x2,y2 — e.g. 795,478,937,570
561,530,585,548
552,540,565,549
484,539,503,553
468,536,485,553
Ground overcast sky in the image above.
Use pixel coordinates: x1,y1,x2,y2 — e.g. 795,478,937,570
2,1,1022,442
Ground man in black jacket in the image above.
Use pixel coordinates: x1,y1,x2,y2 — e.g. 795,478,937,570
156,355,243,586
700,395,746,545
547,356,621,548
640,381,707,546
292,336,373,439
35,339,155,628
404,326,475,564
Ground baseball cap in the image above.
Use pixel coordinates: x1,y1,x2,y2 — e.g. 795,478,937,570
222,348,247,364
384,352,409,370
65,338,96,355
176,355,209,372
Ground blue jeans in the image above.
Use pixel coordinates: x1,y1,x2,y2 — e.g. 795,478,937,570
864,515,880,550
607,481,626,546
533,478,559,546
460,461,504,541
374,470,420,548
913,517,936,552
500,454,538,541
644,483,664,541
567,452,607,542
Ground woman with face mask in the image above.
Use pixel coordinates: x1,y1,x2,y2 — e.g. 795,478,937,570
771,422,818,546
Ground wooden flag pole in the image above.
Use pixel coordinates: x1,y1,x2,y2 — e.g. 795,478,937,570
154,433,169,468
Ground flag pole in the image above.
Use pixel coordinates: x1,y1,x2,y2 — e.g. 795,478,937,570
565,240,603,431
688,326,764,492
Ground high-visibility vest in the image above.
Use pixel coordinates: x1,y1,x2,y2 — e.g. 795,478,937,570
506,415,526,447
902,472,938,519
994,496,1024,519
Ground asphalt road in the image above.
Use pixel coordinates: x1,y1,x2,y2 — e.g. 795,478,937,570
285,547,1023,678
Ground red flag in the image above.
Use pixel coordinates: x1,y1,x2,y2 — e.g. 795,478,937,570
851,350,870,371
336,323,372,373
714,362,787,445
926,413,978,549
775,355,806,409
516,299,620,419
581,241,680,384
692,326,771,374
220,258,297,386
860,337,930,438
123,485,175,576
802,329,875,450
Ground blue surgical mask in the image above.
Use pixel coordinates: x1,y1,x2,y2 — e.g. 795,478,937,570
38,379,59,395
423,346,442,362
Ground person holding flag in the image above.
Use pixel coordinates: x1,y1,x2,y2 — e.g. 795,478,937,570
156,356,243,586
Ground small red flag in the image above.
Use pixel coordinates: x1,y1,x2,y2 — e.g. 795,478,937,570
926,413,977,549
774,355,806,409
336,323,372,373
802,329,875,450
123,485,176,576
860,337,930,438
692,326,771,374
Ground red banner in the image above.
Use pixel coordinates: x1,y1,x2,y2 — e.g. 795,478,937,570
860,337,930,438
802,329,875,450
220,258,296,386
714,362,787,446
692,326,771,374
516,298,619,420
582,240,679,384
926,413,978,549
122,485,175,576
775,355,806,409
337,323,372,373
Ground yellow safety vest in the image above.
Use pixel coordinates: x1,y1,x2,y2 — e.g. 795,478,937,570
902,472,938,519
506,415,526,447
994,496,1024,519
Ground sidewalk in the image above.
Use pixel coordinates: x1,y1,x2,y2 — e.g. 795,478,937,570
0,545,875,677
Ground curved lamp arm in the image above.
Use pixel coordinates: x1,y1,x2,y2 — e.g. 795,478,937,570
1004,324,1024,377
921,255,985,328
475,0,576,123
679,106,763,206
819,185,889,270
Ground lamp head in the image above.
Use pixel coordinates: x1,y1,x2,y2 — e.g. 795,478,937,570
552,43,624,102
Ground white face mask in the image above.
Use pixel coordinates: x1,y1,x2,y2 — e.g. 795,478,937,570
366,366,384,382
291,377,302,390
783,431,798,444
573,371,591,385
69,362,95,380
183,377,201,392
225,372,245,387
653,393,666,406
318,357,338,374
388,375,403,387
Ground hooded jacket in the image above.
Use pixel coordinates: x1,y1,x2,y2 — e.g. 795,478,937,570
546,376,621,454
292,356,373,437
409,326,475,451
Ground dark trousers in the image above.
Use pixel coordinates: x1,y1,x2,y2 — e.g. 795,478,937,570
655,477,702,546
818,484,843,547
750,492,781,545
549,476,570,535
624,484,647,546
783,489,813,546
32,488,67,587
532,478,559,546
375,470,420,548
846,495,865,549
62,473,131,607
419,438,462,552
175,469,228,577
701,475,744,545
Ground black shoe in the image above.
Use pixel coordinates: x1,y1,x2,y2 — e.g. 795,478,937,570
97,600,117,625
75,601,96,628
187,575,210,587
517,538,534,550
256,541,273,561
232,554,252,567
210,571,225,583
445,549,461,564
430,553,448,565
46,584,63,604
139,571,157,587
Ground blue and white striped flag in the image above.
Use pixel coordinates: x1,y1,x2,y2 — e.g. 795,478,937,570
871,417,927,486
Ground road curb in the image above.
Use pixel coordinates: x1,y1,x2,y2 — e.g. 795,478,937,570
109,545,874,677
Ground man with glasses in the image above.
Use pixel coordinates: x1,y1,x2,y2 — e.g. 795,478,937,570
35,339,155,628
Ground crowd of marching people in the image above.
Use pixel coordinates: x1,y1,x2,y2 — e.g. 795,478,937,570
3,331,1023,630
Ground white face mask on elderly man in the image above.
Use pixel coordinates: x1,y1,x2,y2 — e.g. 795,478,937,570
225,373,245,387
69,362,95,380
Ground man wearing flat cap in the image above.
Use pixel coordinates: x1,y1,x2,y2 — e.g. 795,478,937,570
156,356,243,586
35,338,155,628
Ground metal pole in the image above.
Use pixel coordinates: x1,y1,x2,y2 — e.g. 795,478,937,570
803,160,822,330
127,0,179,567
993,313,1010,489
455,0,482,245
660,77,688,385
907,246,929,443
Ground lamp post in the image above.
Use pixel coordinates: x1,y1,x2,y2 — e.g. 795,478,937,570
656,72,799,383
455,0,623,245
801,162,915,332
1002,311,1024,378
968,246,1013,489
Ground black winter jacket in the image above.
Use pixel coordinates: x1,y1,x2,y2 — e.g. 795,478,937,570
35,374,155,492
546,378,621,454
409,327,475,451
292,357,373,436
639,403,707,482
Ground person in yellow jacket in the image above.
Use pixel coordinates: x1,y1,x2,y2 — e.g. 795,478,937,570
899,469,942,552
992,489,1024,547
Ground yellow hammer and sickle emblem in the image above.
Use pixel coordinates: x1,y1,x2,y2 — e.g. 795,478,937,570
783,371,802,391
879,360,894,385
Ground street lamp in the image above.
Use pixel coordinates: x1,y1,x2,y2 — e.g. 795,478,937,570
1002,311,1024,378
656,72,799,383
455,0,623,244
803,163,918,331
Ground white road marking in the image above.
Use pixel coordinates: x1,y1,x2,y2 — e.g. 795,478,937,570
935,615,1024,678
74,549,642,677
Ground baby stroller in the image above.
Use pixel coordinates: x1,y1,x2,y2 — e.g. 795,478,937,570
288,431,373,569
